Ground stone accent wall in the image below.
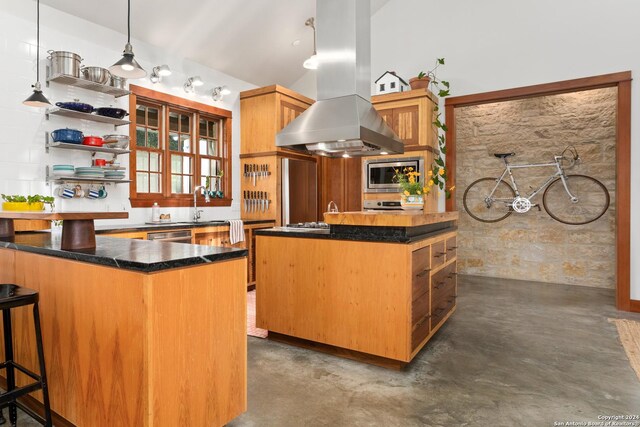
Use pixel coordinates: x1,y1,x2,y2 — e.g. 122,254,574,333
456,87,616,288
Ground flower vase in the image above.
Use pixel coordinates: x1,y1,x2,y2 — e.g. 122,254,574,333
400,194,424,210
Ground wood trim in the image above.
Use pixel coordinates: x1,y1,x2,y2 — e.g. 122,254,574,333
445,71,632,107
445,103,456,211
239,150,318,162
129,198,232,208
616,79,632,311
445,71,633,311
268,332,407,370
240,85,314,105
630,300,640,313
129,85,232,118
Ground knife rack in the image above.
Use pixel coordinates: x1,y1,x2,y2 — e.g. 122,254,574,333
240,156,278,223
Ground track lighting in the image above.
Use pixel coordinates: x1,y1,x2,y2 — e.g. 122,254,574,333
184,76,203,93
149,64,171,83
211,85,231,101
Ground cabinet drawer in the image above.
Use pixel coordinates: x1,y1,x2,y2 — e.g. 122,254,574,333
412,289,430,326
431,296,456,330
431,240,446,269
411,246,430,300
432,262,456,304
411,311,431,350
446,236,457,260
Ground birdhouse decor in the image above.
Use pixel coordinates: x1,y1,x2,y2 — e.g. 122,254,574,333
374,71,410,95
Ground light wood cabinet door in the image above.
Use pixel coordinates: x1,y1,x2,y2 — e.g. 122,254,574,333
377,108,394,127
393,105,420,148
320,157,362,214
196,231,246,249
280,101,306,131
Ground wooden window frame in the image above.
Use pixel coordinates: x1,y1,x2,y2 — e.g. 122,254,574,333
444,71,634,312
129,85,233,208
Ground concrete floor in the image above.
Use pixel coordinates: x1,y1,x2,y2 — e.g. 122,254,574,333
10,275,640,426
229,276,640,427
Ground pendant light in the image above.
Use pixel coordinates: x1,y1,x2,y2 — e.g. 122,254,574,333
303,17,318,70
109,0,146,79
23,0,50,108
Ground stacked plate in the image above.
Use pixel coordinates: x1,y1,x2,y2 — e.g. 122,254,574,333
52,164,75,177
75,167,105,179
104,170,126,180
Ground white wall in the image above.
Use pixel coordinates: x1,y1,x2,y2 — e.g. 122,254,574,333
0,1,256,226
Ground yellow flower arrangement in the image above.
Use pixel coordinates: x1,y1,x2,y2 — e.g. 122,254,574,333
394,167,430,197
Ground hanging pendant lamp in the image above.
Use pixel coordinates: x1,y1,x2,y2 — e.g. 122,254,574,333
109,0,146,79
303,17,318,70
23,0,51,108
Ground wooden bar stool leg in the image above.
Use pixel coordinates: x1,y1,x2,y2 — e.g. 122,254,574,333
2,309,17,426
32,304,52,427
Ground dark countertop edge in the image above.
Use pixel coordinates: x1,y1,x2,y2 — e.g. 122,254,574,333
0,238,248,273
254,226,457,244
95,219,275,234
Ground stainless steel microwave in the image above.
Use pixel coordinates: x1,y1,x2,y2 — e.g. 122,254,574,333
363,157,424,193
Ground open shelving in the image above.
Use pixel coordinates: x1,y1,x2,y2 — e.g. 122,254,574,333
46,72,130,98
45,107,130,127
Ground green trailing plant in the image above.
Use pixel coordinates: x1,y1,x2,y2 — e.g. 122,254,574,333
417,58,454,199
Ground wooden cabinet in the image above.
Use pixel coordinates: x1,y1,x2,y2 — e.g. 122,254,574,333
195,230,246,249
240,85,314,155
372,88,438,150
410,235,457,352
319,156,362,214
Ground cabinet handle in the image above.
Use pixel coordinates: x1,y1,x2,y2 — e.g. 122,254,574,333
433,252,447,258
434,281,446,289
416,268,430,277
415,314,431,327
447,246,458,251
447,272,458,279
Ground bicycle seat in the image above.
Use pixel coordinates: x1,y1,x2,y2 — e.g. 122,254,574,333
493,152,516,158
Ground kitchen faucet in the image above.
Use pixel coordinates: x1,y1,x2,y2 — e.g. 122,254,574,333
193,185,211,222
327,201,339,213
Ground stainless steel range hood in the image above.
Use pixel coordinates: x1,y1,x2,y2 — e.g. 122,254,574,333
276,0,404,157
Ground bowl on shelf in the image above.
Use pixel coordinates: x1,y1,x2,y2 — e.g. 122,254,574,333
82,136,103,147
94,107,128,119
102,134,130,149
51,128,84,144
55,101,94,113
80,66,111,85
110,75,127,89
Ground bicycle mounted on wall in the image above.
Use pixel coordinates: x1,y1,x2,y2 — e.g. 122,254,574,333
462,146,610,225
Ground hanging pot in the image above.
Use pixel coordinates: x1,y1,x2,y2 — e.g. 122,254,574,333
47,50,82,78
94,107,128,119
55,101,94,113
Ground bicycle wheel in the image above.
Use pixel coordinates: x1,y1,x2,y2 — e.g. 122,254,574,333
542,174,610,225
463,178,515,223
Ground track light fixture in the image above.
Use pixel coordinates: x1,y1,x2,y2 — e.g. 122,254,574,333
211,85,231,101
109,0,146,78
149,64,171,83
184,76,203,93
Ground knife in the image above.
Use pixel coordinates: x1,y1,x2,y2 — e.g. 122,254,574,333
266,193,270,212
243,190,247,212
253,165,257,186
248,191,252,213
244,164,248,178
251,191,255,213
261,191,265,212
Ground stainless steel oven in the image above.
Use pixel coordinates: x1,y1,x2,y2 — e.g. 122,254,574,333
363,157,424,193
147,230,193,243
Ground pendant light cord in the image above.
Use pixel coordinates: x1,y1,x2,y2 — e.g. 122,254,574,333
36,0,40,84
127,0,131,43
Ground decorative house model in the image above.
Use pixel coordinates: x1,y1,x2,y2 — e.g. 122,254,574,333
374,71,409,95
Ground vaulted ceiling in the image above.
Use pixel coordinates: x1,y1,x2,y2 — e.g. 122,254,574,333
40,0,390,87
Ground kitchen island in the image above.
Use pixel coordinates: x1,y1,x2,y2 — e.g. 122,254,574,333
255,211,458,369
0,233,247,426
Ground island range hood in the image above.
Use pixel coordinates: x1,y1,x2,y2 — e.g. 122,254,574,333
276,0,404,157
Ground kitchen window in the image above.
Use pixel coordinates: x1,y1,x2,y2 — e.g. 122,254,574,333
128,85,232,207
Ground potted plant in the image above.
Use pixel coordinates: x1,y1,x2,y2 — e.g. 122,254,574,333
409,71,431,90
393,167,430,210
1,194,54,212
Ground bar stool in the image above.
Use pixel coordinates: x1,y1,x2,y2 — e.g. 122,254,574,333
0,285,52,427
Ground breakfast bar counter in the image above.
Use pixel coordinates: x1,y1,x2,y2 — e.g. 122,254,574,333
0,233,247,426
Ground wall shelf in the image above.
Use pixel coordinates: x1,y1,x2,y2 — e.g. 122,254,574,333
46,107,130,127
46,166,130,185
46,72,130,98
46,138,130,156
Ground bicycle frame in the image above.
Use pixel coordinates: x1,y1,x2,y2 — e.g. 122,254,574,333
487,156,578,204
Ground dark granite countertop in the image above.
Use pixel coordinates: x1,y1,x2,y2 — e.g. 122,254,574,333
0,232,247,273
256,222,457,244
96,219,274,234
